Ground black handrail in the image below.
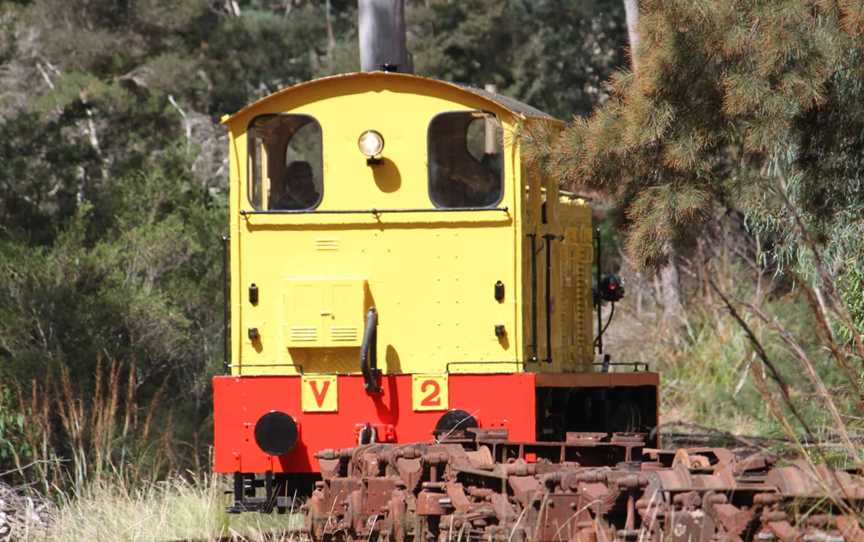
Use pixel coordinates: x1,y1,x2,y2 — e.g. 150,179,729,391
527,233,538,362
222,235,230,373
594,227,603,354
229,363,304,377
360,307,381,393
542,233,562,363
591,361,650,372
241,206,509,216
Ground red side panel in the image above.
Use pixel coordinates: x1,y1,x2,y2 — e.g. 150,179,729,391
213,373,536,473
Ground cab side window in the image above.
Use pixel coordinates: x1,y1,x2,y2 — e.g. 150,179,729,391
428,111,503,209
248,115,323,211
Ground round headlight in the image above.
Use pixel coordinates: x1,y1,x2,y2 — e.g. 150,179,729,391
358,130,384,158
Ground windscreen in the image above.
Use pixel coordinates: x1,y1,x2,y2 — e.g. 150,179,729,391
428,111,503,209
248,115,323,211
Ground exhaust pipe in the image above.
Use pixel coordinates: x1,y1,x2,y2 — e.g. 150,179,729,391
358,0,412,73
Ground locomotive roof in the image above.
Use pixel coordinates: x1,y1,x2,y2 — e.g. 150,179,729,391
221,71,558,125
454,83,553,119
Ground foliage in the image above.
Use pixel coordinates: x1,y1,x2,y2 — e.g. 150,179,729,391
527,3,864,459
0,148,224,385
0,388,28,466
410,0,627,118
535,0,864,269
205,5,326,114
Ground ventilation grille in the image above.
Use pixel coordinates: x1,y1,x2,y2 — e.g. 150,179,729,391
290,326,318,342
315,238,339,251
330,326,359,342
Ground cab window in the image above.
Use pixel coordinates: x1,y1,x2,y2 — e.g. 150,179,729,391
248,115,323,211
428,111,503,208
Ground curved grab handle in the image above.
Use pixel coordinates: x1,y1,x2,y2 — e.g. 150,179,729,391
360,307,381,393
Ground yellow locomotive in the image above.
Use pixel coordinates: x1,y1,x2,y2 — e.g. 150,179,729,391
213,71,657,510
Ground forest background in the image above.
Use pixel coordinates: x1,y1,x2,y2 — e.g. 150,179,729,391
0,0,863,538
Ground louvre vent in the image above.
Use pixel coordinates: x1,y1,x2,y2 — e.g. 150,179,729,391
315,238,339,251
330,326,359,342
290,326,318,342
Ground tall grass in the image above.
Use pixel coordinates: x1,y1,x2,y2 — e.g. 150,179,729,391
5,357,175,495
0,358,302,540
35,472,298,542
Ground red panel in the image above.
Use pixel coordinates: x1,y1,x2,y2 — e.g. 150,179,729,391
213,373,536,473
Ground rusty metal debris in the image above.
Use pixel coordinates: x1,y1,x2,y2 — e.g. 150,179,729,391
0,481,54,541
303,430,864,542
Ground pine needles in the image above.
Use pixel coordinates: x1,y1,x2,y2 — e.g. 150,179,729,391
529,0,864,268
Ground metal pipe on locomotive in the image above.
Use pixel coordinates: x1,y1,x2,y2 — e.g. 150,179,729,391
213,71,864,541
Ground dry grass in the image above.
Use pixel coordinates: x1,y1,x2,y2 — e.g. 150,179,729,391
605,260,769,434
2,359,300,540
34,472,300,542
3,357,187,495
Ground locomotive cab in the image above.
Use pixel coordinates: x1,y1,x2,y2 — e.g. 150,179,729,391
213,72,658,510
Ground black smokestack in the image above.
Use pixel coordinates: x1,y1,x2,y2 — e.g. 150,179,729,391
358,0,412,73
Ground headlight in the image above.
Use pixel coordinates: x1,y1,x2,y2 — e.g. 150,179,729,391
358,130,385,158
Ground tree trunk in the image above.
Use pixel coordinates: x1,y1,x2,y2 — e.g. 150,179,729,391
225,0,241,17
623,0,640,72
358,0,412,73
659,248,683,322
325,0,336,56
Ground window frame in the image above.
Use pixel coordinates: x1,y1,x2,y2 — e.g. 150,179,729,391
426,110,505,210
246,113,324,212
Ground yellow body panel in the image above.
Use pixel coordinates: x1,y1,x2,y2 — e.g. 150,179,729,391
225,72,595,377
